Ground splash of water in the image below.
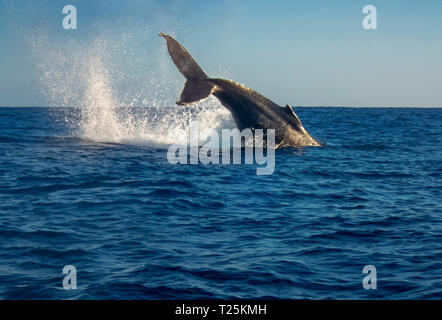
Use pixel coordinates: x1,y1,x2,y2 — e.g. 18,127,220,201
34,35,234,147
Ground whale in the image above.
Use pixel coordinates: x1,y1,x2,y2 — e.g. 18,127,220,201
159,33,323,148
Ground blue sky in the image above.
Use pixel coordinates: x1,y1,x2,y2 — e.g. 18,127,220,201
1,0,441,107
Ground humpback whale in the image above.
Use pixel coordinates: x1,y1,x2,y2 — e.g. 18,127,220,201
160,33,323,148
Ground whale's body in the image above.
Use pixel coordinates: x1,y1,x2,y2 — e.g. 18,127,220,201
160,33,322,148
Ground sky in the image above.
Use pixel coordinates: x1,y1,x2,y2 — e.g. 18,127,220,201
0,0,441,107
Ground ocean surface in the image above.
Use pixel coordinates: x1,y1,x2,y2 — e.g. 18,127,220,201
0,106,441,299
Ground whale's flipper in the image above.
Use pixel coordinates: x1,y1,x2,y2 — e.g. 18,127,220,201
284,105,302,127
159,33,214,105
284,105,308,134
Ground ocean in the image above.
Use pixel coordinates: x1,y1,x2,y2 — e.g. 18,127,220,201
0,106,441,299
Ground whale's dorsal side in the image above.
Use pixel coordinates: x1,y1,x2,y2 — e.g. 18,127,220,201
205,78,280,109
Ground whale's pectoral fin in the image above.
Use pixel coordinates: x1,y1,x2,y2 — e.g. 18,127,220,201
177,80,214,105
285,105,306,131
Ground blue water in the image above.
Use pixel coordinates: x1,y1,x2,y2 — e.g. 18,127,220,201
0,107,441,299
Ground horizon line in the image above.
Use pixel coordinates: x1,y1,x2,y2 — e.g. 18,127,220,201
1,105,442,109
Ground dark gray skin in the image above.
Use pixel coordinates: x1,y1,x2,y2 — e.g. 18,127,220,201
160,33,323,148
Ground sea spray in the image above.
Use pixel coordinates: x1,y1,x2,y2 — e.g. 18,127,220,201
80,56,124,142
32,34,235,147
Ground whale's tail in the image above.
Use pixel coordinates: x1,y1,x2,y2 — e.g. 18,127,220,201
159,33,214,105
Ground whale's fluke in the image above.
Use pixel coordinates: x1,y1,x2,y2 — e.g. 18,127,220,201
178,80,214,105
159,33,214,105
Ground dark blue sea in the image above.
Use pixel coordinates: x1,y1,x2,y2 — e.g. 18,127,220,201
0,106,441,299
